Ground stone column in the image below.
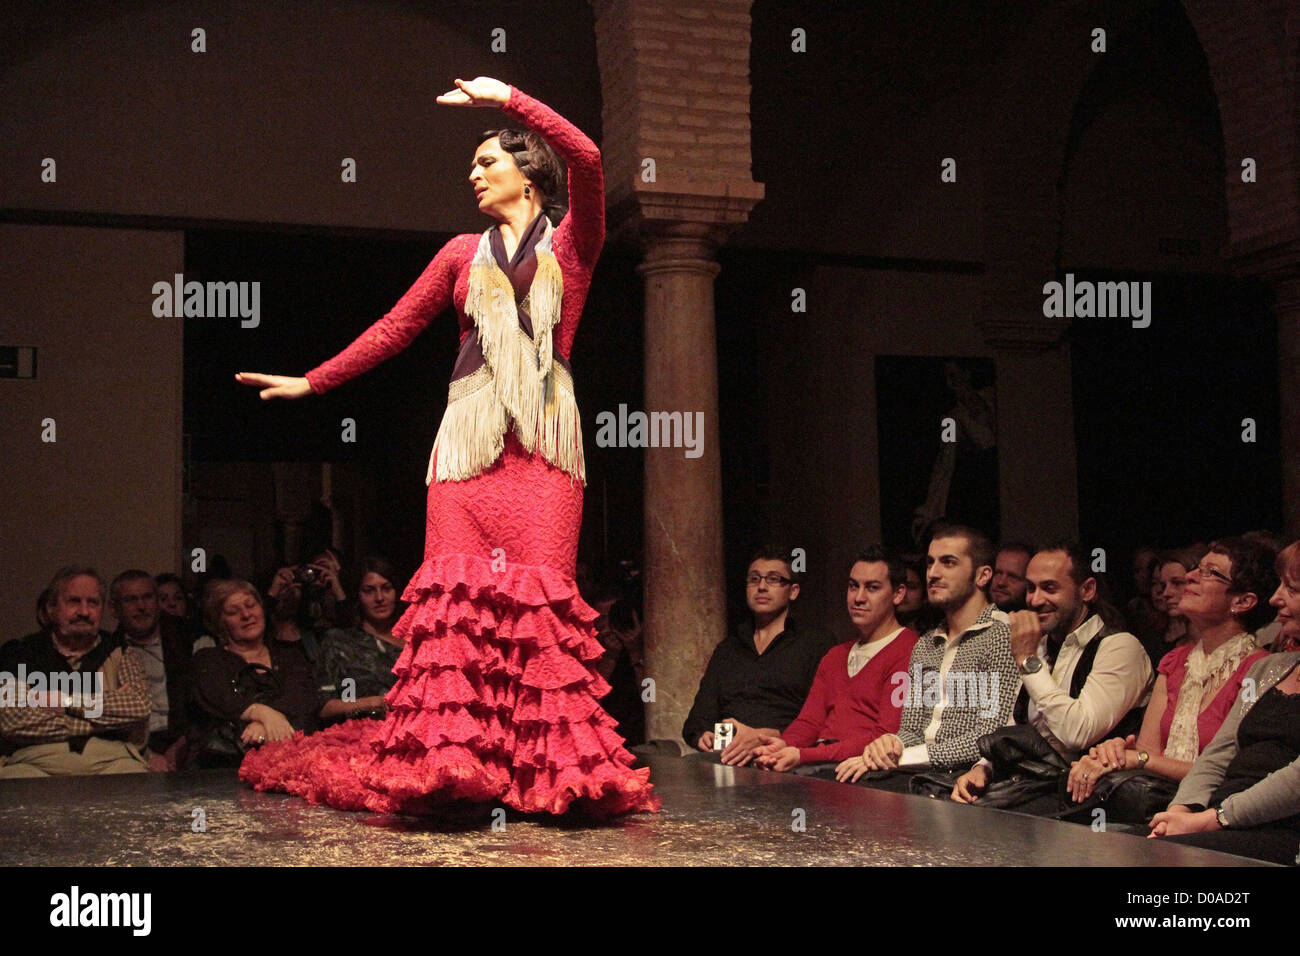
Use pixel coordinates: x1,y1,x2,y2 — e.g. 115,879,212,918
639,224,725,742
591,0,765,743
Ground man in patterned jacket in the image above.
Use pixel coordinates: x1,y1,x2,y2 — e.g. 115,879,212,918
0,567,151,777
835,525,1021,792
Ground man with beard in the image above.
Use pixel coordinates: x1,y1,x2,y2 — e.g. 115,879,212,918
835,525,1019,791
0,568,151,777
991,542,1032,612
951,542,1152,804
110,570,192,770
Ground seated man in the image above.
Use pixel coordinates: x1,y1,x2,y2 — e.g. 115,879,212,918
951,542,1153,805
991,541,1032,612
682,545,836,765
0,567,151,777
110,570,193,771
835,525,1020,791
754,546,918,773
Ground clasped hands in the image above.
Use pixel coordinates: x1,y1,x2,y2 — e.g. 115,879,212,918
696,719,772,766
834,734,904,782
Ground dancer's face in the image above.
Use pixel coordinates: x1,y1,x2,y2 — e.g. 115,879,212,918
469,137,530,218
358,572,397,627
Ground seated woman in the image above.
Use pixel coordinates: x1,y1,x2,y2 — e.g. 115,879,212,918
1066,537,1276,817
315,557,406,725
1134,549,1198,666
1148,540,1300,865
155,572,205,650
188,579,321,767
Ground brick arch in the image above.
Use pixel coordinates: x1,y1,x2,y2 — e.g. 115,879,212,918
1180,0,1299,259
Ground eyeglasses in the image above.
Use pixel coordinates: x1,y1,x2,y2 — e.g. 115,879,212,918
1194,563,1233,587
747,573,793,588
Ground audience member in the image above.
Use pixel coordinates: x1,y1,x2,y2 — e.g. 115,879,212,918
0,568,150,777
951,543,1152,806
155,573,205,650
835,525,1019,790
1149,565,1300,866
189,580,320,768
316,558,405,725
597,594,647,747
7,588,54,651
1067,537,1276,818
896,552,939,635
1136,549,1199,666
753,547,918,772
265,548,350,666
110,570,192,771
682,544,836,765
990,541,1032,612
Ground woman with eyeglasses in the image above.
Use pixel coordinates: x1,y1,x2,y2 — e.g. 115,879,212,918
1066,537,1276,810
1146,540,1300,864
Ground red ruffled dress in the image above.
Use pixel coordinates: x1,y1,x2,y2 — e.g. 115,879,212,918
238,86,660,817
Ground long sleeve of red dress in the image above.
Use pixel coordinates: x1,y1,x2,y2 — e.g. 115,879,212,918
304,85,602,394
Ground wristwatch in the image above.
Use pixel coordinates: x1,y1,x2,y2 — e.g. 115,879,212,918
1215,804,1231,829
1018,655,1043,675
1136,750,1150,768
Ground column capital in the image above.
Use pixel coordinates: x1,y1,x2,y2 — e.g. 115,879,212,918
636,222,725,278
610,182,765,246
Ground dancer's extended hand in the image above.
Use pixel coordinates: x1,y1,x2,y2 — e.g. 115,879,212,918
235,372,312,400
437,76,510,108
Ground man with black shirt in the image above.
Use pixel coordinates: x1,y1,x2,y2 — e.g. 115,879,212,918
682,545,836,765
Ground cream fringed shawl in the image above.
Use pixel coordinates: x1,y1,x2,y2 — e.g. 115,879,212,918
427,216,585,485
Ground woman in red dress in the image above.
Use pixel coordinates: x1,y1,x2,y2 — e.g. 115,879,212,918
234,76,659,817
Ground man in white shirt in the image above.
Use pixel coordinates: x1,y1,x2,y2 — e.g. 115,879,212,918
951,542,1153,804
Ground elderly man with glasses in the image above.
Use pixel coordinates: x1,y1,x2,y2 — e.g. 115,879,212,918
681,545,836,764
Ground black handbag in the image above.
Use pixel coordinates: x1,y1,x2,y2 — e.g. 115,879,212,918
972,724,1073,810
1090,769,1179,824
189,662,285,768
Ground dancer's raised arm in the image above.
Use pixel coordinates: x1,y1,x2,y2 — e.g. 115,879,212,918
442,76,604,264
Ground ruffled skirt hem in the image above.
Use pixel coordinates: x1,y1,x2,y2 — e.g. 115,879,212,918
239,552,660,818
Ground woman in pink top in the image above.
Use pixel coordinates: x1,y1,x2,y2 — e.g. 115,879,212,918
1067,536,1276,802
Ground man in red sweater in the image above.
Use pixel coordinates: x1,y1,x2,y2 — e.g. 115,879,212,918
754,547,919,773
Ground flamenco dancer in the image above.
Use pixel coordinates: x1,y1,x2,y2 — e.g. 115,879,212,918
234,76,660,818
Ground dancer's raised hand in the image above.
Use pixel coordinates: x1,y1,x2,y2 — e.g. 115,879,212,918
235,372,313,400
436,76,510,108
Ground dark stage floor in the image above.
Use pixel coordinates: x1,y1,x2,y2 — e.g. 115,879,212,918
0,755,1270,866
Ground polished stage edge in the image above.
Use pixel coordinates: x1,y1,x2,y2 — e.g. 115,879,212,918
0,754,1268,866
